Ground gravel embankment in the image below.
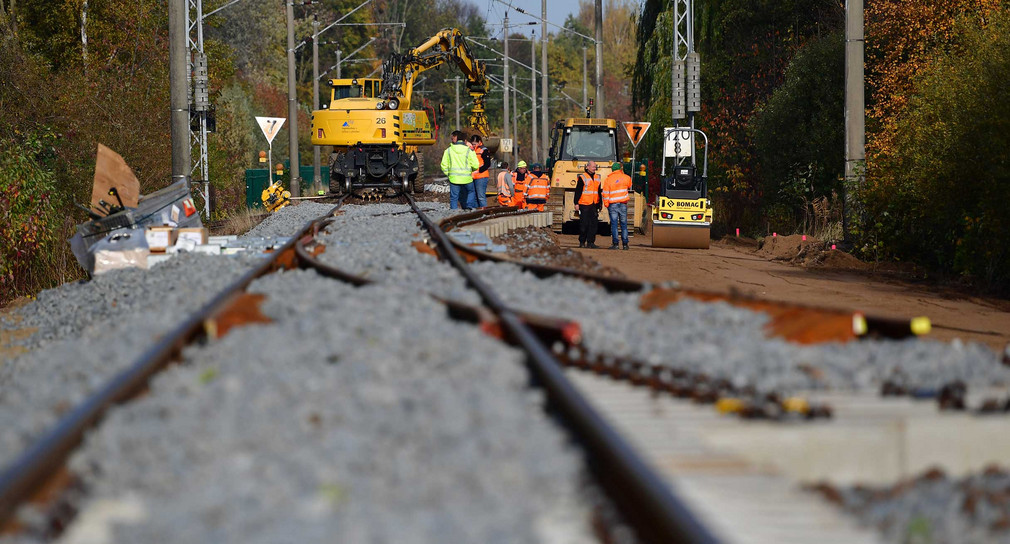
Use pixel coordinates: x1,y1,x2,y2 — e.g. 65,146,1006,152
811,467,1010,544
241,202,336,238
315,203,482,305
494,227,622,276
0,203,333,471
469,261,1005,394
0,254,259,469
31,270,592,543
312,202,1004,395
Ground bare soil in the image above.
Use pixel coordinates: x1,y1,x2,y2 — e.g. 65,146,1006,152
558,232,1010,350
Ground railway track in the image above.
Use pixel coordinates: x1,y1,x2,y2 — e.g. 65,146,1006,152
1,194,1007,543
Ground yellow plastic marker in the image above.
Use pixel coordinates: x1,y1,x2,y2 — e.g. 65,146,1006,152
911,316,932,336
852,313,868,336
782,397,810,414
716,398,745,414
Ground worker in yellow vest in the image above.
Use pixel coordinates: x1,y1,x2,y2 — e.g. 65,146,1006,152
512,161,529,209
603,161,633,250
574,161,602,248
495,161,513,206
440,130,479,209
525,163,550,212
468,134,492,208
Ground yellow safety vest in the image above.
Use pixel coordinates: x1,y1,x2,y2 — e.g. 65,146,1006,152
441,142,479,185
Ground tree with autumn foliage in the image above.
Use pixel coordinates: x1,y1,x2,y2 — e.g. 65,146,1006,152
861,2,1010,289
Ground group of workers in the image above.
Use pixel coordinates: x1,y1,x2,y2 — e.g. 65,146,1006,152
439,131,632,250
574,160,633,250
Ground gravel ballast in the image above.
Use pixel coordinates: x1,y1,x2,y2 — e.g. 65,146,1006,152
469,261,1005,395
315,203,482,305
0,202,333,472
0,254,260,469
38,270,592,543
811,467,1010,544
241,202,336,239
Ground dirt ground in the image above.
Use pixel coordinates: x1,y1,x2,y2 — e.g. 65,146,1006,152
559,232,1010,351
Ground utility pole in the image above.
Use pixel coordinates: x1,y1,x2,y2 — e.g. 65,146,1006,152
335,49,342,78
582,46,588,111
450,77,461,131
513,73,518,165
844,0,865,241
285,0,300,198
503,15,510,147
541,0,549,161
594,0,603,117
312,18,320,193
169,0,189,184
531,31,537,162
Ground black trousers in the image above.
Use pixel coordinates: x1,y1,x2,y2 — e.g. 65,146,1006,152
578,204,598,245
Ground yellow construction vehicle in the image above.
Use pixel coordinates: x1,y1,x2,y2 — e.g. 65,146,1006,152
647,128,713,248
545,118,642,232
310,28,490,195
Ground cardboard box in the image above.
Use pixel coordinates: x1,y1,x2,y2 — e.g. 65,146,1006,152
177,227,208,245
145,226,177,252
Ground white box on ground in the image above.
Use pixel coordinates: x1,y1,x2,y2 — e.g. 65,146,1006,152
93,249,149,274
145,226,176,252
176,227,208,245
193,244,222,255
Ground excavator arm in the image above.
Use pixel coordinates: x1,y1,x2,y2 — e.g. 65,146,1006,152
380,28,490,137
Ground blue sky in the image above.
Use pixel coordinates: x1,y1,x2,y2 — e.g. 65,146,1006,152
477,0,601,38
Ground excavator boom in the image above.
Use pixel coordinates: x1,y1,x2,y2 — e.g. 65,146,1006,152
379,28,490,137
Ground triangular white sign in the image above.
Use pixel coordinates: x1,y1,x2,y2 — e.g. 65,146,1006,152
255,116,286,144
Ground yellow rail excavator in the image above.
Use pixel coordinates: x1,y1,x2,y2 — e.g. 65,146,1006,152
310,28,490,195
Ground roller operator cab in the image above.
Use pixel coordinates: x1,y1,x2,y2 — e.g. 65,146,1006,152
311,77,434,194
545,119,640,233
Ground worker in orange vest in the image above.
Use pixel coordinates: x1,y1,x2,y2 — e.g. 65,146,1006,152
468,134,492,208
512,161,529,209
525,163,550,212
603,161,633,250
495,161,514,206
574,161,602,248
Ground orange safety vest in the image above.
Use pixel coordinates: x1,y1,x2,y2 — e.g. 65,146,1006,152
471,146,490,179
602,171,632,206
526,173,550,202
576,172,601,205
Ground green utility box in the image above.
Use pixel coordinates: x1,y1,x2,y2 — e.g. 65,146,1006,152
622,159,650,197
245,165,328,209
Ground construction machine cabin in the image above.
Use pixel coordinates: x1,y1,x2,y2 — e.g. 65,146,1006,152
310,28,490,195
545,118,642,233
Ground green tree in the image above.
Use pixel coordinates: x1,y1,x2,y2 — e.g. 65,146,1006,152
749,31,844,232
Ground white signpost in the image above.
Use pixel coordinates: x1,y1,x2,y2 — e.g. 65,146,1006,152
256,116,286,183
663,127,694,159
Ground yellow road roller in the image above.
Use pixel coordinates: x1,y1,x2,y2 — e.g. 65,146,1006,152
649,127,712,249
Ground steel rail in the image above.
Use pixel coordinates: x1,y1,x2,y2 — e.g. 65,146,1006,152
401,194,720,544
0,197,347,531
